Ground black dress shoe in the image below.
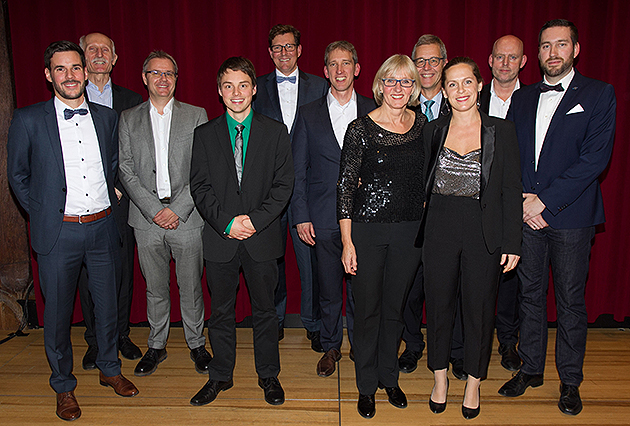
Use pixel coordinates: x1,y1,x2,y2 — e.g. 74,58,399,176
498,371,543,397
119,335,142,360
307,330,325,353
258,376,285,405
429,378,449,414
357,393,375,419
558,383,582,415
278,328,284,341
190,378,233,406
190,346,212,374
134,348,167,377
498,343,522,371
462,384,480,420
378,383,407,408
450,358,467,381
349,348,355,362
82,345,98,370
398,348,421,373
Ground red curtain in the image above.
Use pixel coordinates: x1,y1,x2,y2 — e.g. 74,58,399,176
7,0,630,325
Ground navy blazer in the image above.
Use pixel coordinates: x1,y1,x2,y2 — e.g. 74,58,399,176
416,112,522,255
253,69,328,132
7,98,120,255
291,93,377,233
507,70,616,228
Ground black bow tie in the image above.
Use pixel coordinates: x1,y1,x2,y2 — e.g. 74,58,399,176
64,108,88,120
540,83,564,93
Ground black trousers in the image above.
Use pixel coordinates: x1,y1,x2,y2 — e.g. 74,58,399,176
205,243,280,381
351,221,422,395
496,268,519,346
424,195,501,379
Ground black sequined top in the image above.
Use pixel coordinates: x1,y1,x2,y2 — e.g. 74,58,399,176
337,112,425,223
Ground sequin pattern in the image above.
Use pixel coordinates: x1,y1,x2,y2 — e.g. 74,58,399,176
337,112,425,223
432,147,481,199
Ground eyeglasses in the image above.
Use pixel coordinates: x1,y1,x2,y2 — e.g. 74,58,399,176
382,78,415,88
145,70,177,79
270,43,298,53
412,57,444,68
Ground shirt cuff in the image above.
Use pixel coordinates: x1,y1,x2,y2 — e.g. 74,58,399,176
225,217,235,235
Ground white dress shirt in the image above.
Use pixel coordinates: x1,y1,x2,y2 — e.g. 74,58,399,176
149,97,174,199
55,97,110,215
419,91,443,121
489,79,520,119
327,89,358,148
276,67,299,132
535,68,575,170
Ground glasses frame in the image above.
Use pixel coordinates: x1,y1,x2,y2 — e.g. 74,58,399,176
270,43,298,53
382,78,415,88
145,70,178,79
412,56,444,68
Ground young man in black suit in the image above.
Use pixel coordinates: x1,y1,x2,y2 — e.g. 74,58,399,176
189,57,294,406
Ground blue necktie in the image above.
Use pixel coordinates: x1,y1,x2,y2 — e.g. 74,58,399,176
424,100,435,121
277,75,297,84
64,108,88,120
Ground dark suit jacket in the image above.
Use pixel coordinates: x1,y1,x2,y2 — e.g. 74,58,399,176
253,69,328,132
291,93,376,233
479,81,526,116
416,111,522,255
7,98,119,255
190,111,294,263
507,70,616,228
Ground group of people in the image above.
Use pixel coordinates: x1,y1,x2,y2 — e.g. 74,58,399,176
6,18,615,422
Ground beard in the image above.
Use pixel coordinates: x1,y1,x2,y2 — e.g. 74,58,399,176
542,55,574,78
52,79,86,101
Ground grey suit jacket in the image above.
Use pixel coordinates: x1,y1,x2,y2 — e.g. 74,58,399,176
118,99,208,231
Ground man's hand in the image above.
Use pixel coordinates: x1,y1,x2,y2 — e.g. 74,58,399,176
228,215,256,240
115,188,123,202
523,193,546,222
500,254,520,273
526,214,549,231
153,207,179,229
296,222,316,245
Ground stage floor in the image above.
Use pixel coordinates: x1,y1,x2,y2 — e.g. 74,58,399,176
1,327,630,425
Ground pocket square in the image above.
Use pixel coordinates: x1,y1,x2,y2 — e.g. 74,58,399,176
566,104,584,115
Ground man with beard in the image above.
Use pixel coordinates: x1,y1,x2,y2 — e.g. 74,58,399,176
77,32,144,369
498,20,616,416
7,40,139,421
479,34,527,372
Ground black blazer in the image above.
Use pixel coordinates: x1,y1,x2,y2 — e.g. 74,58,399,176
190,111,294,263
479,81,527,115
415,111,522,255
84,82,143,116
290,93,376,232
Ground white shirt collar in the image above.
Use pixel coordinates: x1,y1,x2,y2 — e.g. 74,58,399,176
275,67,299,82
54,96,89,116
149,96,175,115
490,78,520,97
327,88,356,109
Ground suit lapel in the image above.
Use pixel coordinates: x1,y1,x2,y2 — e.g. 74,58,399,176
265,74,283,121
480,113,496,196
137,102,157,167
167,100,183,179
88,103,112,180
317,97,340,152
215,114,240,187
541,72,581,157
426,117,450,194
243,113,265,186
44,99,66,178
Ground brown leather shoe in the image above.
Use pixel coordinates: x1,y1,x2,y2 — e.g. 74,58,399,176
317,348,342,377
56,391,81,421
99,371,139,397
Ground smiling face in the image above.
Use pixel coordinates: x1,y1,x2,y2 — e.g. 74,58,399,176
538,26,580,83
142,58,177,102
489,35,526,84
380,69,415,110
83,32,118,76
442,63,483,113
45,51,88,108
324,48,360,97
269,33,302,76
413,43,445,97
218,68,257,121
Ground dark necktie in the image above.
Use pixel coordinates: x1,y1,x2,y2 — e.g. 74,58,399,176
277,75,297,84
64,108,88,120
424,99,435,121
234,124,245,185
540,83,564,93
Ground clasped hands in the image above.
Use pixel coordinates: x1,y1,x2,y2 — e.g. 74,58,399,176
227,215,256,240
522,193,549,231
153,207,179,230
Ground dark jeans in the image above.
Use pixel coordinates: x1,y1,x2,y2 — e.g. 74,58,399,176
517,224,595,386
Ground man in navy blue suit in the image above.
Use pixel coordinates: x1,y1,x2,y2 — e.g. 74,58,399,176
7,41,138,421
291,41,376,377
498,20,616,416
253,24,328,350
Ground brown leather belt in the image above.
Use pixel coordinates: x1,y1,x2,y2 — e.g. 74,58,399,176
63,207,112,223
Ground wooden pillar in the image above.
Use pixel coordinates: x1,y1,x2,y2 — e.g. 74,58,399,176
0,0,32,330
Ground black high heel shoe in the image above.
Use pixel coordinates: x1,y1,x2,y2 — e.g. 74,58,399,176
429,378,449,413
461,383,480,420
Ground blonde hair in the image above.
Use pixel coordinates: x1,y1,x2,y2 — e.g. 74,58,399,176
372,54,421,107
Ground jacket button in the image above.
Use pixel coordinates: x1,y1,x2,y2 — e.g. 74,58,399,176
531,186,535,190
236,190,241,195
62,187,66,192
152,190,156,193
59,209,63,213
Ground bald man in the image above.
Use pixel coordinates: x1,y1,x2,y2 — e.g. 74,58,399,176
78,32,144,369
479,34,527,372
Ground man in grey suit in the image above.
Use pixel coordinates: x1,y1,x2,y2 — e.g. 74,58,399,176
118,50,211,377
292,41,376,377
253,24,328,350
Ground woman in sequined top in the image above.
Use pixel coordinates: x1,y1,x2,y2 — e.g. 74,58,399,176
417,57,522,419
336,54,426,419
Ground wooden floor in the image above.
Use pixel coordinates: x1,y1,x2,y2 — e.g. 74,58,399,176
1,327,630,425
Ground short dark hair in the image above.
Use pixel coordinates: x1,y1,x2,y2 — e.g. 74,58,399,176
44,40,85,70
217,56,257,88
268,24,301,47
539,19,579,46
324,40,358,65
142,50,178,75
441,56,484,88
